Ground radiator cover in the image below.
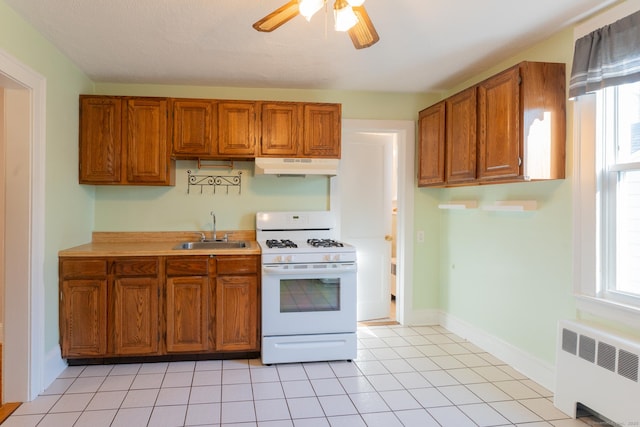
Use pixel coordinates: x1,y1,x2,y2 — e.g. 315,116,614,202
554,320,638,424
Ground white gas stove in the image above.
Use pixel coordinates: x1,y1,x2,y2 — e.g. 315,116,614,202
256,211,358,365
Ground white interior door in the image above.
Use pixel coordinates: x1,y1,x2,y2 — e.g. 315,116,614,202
336,131,394,321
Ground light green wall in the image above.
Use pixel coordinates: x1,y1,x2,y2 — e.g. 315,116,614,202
0,0,95,352
431,28,578,364
93,83,434,121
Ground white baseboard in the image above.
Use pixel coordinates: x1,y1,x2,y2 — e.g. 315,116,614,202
404,308,440,326
440,313,555,391
43,345,67,393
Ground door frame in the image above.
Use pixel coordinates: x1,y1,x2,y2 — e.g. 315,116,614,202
331,119,415,325
0,48,47,402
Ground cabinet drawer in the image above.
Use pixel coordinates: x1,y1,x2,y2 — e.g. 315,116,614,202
166,257,209,276
61,259,108,279
113,258,159,276
216,256,258,275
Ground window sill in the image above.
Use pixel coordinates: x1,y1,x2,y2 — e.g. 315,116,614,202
575,294,640,329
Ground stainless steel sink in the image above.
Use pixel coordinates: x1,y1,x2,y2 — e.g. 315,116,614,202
174,241,247,250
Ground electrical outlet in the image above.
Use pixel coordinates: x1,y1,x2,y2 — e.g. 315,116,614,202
417,230,425,243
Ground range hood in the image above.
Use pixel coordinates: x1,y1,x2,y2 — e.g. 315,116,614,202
254,157,339,176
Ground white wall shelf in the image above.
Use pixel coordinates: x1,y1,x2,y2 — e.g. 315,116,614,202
438,200,478,210
482,200,538,212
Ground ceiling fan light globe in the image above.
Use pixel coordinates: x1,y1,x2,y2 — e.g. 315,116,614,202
299,0,324,21
346,0,365,6
334,1,358,31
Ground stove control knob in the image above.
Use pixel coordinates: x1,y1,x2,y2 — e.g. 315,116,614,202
333,254,341,261
286,255,294,262
323,254,331,262
274,255,282,263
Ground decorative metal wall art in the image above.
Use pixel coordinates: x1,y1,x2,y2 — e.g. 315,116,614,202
187,170,242,195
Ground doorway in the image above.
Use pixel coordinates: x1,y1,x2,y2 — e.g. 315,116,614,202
331,119,415,326
0,48,47,404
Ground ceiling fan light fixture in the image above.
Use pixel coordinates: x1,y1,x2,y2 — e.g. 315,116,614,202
346,0,365,6
334,0,358,32
299,0,324,21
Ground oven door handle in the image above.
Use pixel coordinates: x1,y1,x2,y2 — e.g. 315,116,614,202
262,263,357,275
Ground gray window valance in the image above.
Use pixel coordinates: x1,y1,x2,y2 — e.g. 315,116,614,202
569,9,640,98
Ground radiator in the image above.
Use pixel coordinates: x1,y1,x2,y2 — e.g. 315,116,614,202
554,320,639,424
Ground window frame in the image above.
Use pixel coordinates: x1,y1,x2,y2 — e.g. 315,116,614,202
597,83,640,307
573,89,640,329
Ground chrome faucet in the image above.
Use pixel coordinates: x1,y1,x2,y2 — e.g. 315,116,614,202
210,211,217,241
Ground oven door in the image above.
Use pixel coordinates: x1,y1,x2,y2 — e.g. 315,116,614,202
261,263,357,336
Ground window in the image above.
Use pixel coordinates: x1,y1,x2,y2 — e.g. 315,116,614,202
572,4,640,327
597,81,640,306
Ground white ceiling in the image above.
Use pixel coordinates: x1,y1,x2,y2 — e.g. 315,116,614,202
5,0,619,93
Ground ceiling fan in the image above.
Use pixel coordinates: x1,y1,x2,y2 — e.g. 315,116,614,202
253,0,380,49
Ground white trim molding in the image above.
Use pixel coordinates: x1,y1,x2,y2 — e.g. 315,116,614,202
0,47,48,401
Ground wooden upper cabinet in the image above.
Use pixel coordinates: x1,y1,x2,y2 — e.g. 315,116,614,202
477,66,521,181
417,102,446,187
446,87,477,184
259,102,302,157
171,99,217,157
79,95,174,186
417,61,565,187
79,96,122,183
124,98,174,185
217,101,257,157
478,62,566,182
303,103,341,158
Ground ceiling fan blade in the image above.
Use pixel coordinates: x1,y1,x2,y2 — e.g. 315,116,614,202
348,5,379,49
253,0,300,32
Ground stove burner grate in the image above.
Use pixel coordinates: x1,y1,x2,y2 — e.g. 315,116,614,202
266,239,298,249
307,238,345,248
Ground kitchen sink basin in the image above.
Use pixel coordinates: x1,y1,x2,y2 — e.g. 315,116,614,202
174,241,247,250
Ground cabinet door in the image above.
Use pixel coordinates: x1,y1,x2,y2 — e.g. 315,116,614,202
417,102,446,187
60,279,108,357
166,276,209,352
478,66,521,180
113,276,159,355
215,275,258,351
172,99,217,157
218,101,256,157
302,104,341,158
123,98,173,185
446,87,477,184
260,102,301,157
79,96,122,184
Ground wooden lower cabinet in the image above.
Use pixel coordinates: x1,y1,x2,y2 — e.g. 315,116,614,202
60,278,108,357
60,254,260,360
112,276,159,355
165,257,210,353
215,255,260,352
216,275,258,351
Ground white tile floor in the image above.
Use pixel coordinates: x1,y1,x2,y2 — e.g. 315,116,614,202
4,325,602,427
